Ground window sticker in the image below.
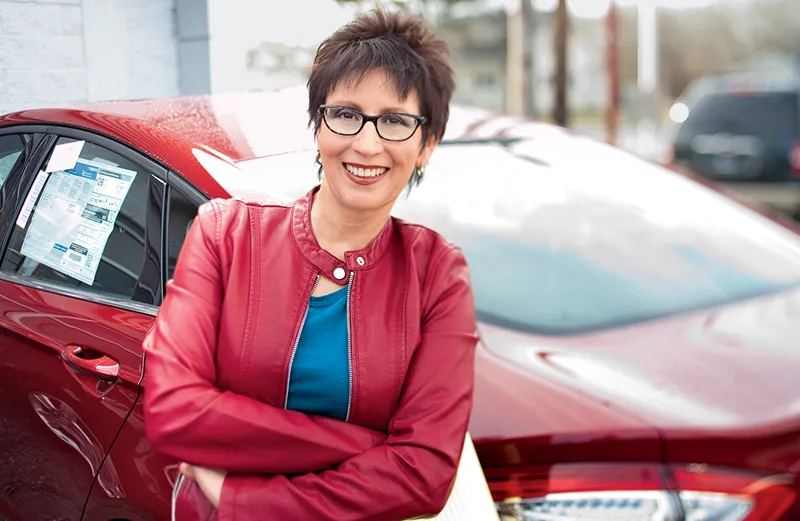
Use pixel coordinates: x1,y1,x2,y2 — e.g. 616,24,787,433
16,170,50,229
45,140,85,173
20,159,137,286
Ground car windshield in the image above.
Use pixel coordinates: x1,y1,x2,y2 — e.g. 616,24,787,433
394,140,800,336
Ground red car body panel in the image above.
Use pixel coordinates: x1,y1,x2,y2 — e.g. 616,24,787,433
0,108,229,199
476,287,800,472
469,343,663,464
1,90,799,519
82,401,173,521
0,280,146,518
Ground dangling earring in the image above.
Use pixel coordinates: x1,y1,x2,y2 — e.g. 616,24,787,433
315,151,323,180
410,164,426,188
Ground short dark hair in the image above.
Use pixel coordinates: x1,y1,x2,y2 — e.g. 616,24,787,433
307,9,455,148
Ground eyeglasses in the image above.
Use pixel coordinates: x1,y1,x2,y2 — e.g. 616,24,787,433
320,104,427,142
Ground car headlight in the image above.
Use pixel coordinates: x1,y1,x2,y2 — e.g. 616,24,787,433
497,490,752,520
488,463,795,521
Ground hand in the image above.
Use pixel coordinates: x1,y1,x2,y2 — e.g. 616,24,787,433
180,462,227,509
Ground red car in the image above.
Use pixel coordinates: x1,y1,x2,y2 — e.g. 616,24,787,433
0,88,798,521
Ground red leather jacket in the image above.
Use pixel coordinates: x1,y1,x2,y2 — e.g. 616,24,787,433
143,187,478,520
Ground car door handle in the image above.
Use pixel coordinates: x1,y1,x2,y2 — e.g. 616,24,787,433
60,345,120,380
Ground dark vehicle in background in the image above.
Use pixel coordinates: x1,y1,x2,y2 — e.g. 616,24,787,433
668,74,800,217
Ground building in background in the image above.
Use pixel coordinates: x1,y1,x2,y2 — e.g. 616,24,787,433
0,0,179,115
0,0,352,115
245,42,315,92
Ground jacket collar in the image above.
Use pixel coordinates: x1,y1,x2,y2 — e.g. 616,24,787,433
291,186,395,285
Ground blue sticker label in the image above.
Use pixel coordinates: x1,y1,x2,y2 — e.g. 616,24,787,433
64,161,99,181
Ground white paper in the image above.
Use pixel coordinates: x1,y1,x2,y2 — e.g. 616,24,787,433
423,433,500,521
16,170,50,229
20,159,137,286
45,140,85,173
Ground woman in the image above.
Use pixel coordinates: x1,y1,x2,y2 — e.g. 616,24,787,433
143,9,477,520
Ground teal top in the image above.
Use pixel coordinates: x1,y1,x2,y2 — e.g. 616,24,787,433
285,285,350,421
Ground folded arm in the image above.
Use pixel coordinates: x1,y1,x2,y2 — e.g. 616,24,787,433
143,200,385,475
216,245,478,521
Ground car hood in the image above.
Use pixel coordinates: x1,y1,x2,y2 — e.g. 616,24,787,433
482,285,800,430
469,342,663,467
476,285,800,470
473,289,800,473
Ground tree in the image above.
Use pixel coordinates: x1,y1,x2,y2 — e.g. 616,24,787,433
742,0,800,52
335,0,480,22
616,1,800,100
335,0,406,14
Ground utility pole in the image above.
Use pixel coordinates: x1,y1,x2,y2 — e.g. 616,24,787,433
637,0,659,158
606,0,620,146
553,0,569,127
507,0,537,118
520,0,535,117
506,4,521,115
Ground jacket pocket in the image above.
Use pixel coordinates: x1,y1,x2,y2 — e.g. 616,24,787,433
172,473,219,521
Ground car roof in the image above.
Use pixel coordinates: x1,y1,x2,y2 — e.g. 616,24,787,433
678,71,800,108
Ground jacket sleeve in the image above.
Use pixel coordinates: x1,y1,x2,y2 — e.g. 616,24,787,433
216,244,479,521
143,200,385,476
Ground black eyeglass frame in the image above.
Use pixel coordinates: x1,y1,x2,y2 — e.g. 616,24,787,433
319,104,427,142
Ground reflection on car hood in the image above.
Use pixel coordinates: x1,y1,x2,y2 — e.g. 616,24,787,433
469,341,662,467
481,285,800,433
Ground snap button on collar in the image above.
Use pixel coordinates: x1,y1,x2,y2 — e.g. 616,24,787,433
333,267,346,280
356,256,365,266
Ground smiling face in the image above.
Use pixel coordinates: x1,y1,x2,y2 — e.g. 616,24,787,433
316,70,435,214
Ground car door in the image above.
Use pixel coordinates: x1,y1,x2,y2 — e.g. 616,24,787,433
81,176,207,521
0,130,165,520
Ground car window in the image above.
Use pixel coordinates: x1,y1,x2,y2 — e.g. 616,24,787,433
395,143,800,336
167,186,200,281
0,134,30,189
0,137,156,304
677,91,799,142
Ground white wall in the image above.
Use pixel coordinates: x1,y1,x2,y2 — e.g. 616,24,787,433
83,0,179,102
0,0,179,116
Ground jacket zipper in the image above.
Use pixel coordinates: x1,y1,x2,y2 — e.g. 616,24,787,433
171,473,185,521
345,270,355,422
284,274,321,409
